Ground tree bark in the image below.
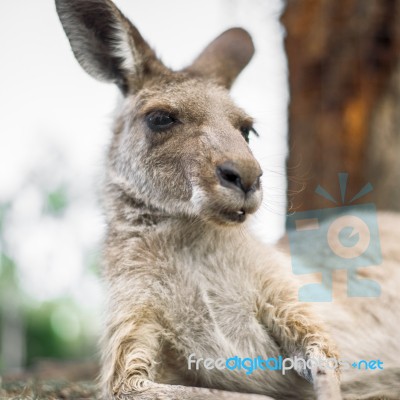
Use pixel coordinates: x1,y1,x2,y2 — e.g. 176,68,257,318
282,0,400,213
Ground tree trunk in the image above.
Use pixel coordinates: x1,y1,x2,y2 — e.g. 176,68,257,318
282,0,400,214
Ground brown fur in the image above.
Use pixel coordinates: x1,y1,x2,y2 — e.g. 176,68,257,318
55,1,400,399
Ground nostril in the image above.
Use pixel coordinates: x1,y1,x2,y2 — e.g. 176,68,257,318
217,162,261,194
220,169,241,186
217,165,243,191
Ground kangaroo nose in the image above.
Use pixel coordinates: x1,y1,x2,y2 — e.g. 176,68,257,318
216,162,261,194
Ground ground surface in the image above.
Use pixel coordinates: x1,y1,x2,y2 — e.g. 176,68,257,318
0,360,99,399
0,380,98,400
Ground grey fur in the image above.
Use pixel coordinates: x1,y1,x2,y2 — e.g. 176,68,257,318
55,1,400,399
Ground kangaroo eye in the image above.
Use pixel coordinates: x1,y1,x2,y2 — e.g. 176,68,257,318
146,111,177,132
240,126,259,143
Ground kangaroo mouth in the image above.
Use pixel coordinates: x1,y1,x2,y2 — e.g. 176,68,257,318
205,189,262,225
221,208,247,223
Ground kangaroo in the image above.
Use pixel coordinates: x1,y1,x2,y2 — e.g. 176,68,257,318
55,1,400,399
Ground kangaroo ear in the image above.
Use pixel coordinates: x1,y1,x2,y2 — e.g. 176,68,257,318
55,0,167,94
186,28,255,89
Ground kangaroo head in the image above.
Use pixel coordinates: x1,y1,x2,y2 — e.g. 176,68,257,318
56,0,263,226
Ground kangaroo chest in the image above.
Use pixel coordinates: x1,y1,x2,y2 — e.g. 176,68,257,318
156,249,276,358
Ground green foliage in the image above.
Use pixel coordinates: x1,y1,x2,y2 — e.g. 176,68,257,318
0,252,17,286
24,301,96,367
45,187,68,215
0,196,99,373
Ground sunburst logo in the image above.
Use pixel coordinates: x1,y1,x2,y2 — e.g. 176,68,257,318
287,173,382,302
315,172,373,205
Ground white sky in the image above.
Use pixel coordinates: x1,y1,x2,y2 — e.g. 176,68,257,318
0,0,288,304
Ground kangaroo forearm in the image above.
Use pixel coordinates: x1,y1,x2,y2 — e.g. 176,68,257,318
256,276,338,359
101,314,162,397
262,302,335,355
114,383,276,400
257,285,341,399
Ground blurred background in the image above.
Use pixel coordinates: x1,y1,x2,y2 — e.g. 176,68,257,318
0,0,288,377
1,0,400,389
